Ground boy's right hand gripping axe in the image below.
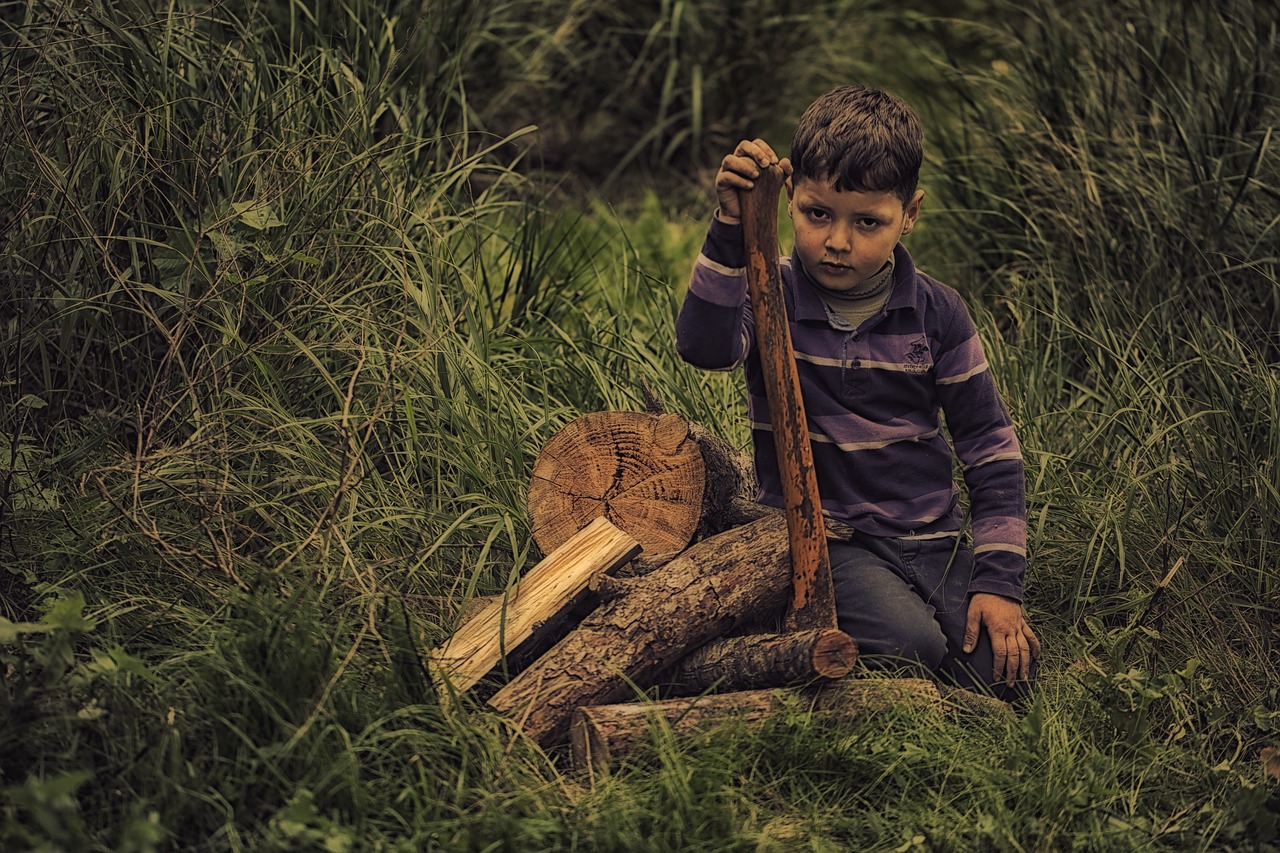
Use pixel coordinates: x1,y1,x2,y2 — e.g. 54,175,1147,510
738,165,839,632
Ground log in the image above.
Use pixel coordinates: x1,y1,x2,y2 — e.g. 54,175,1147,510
685,420,764,539
662,628,857,696
429,517,641,696
527,411,705,559
937,684,1016,723
527,411,766,570
568,677,943,773
487,514,794,747
638,376,762,541
739,163,837,632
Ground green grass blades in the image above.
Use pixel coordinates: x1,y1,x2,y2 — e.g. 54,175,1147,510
1,0,1279,849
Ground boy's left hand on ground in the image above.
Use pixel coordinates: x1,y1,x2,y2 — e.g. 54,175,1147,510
963,593,1041,686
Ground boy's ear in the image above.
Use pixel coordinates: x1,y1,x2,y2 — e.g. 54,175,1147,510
901,189,925,235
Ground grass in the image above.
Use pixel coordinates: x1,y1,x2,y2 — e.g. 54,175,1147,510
1,0,1278,849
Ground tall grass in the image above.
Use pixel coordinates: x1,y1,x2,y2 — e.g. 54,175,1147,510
1,0,1278,849
0,1,756,845
923,0,1280,795
929,0,1279,656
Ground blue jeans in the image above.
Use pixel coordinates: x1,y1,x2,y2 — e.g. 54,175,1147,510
829,531,1035,702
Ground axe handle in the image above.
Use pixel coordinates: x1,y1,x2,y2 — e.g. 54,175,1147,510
738,165,838,631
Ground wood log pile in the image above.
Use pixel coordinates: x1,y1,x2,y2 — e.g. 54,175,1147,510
429,410,1009,771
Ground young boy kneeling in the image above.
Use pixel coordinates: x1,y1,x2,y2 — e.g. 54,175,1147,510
676,84,1039,700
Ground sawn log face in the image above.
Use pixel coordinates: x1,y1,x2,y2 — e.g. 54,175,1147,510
527,411,706,558
487,514,793,747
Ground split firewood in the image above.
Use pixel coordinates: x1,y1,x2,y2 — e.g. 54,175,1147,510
429,517,641,697
487,513,796,747
568,677,944,773
662,628,857,697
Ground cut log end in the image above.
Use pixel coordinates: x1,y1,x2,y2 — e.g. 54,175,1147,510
809,628,857,678
528,411,706,557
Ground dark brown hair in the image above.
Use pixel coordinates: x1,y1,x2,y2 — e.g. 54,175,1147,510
790,84,924,205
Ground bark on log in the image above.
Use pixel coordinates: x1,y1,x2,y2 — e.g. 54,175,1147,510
685,421,763,539
429,517,641,696
487,514,794,747
569,677,943,774
662,628,857,696
938,684,1016,722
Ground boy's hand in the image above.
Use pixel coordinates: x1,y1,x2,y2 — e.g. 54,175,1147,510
716,138,792,224
963,593,1041,686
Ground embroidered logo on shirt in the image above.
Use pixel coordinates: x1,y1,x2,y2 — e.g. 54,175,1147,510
904,338,930,373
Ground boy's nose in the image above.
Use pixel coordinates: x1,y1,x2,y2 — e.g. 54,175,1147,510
825,226,853,253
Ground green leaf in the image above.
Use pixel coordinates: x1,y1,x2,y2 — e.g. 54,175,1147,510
0,617,48,642
232,200,286,231
107,647,158,681
209,230,247,261
42,592,91,632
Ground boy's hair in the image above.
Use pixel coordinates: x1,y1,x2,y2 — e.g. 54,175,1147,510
790,84,923,205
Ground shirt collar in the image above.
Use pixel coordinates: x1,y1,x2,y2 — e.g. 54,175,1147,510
790,243,918,323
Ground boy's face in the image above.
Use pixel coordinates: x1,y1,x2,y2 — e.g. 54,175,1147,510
786,175,924,292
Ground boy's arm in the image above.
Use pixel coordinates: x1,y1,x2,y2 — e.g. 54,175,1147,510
676,140,789,370
934,300,1040,683
933,303,1027,602
675,214,753,370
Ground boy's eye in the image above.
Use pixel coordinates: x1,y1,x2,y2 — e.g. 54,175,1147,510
856,217,882,229
806,208,829,221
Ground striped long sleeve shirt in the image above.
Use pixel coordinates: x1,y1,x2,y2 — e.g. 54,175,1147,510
676,216,1027,602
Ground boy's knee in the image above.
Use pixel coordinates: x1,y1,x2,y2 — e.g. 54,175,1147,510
895,619,949,670
854,615,949,671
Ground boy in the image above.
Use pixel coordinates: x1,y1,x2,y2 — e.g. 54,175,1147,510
676,84,1039,699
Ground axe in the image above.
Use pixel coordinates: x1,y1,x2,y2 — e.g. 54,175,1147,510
738,164,839,632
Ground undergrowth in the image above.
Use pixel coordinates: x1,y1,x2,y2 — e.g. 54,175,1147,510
1,0,1277,850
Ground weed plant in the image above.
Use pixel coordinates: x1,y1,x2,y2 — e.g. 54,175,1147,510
1,0,1278,850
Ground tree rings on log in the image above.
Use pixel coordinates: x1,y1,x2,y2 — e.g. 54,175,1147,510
528,411,705,556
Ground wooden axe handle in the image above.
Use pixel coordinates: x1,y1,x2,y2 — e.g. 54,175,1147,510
738,165,838,632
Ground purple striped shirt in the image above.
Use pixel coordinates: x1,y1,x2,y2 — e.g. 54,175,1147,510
676,216,1027,602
